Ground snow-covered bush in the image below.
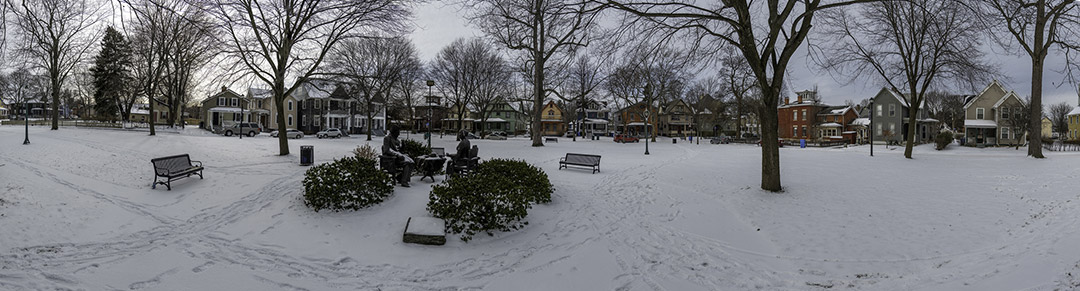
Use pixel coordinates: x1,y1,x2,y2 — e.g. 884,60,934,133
935,131,953,150
476,159,553,204
427,159,553,242
353,144,379,160
400,139,432,158
303,156,393,212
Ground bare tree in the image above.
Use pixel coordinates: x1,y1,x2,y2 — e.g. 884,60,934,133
1007,96,1034,149
213,0,411,155
813,0,993,158
6,0,102,130
394,55,424,133
718,49,758,138
464,0,602,146
924,91,968,131
979,0,1079,158
562,51,608,141
471,50,512,137
327,36,419,140
430,38,488,135
599,0,882,191
1048,101,1072,137
604,45,687,143
159,2,217,128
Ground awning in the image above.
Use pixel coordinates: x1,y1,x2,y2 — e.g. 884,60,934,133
964,119,997,129
208,107,243,113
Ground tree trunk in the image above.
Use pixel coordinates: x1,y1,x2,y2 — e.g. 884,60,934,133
759,97,781,192
274,80,289,155
904,106,918,159
1029,55,1046,158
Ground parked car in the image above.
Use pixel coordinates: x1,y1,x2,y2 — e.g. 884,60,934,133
614,134,640,143
465,132,480,139
270,129,304,139
490,131,507,137
565,131,575,138
316,128,343,139
711,136,732,144
218,123,261,137
485,135,507,140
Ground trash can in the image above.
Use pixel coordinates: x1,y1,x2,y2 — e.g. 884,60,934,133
300,145,313,166
799,139,806,148
673,138,677,144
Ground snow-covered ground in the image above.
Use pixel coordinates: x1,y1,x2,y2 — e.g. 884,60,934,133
2,125,1079,290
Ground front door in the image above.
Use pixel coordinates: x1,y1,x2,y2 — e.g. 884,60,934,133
212,112,220,128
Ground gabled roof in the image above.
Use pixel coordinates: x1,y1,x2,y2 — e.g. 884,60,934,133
248,87,272,99
965,80,1008,109
872,87,909,107
992,91,1024,108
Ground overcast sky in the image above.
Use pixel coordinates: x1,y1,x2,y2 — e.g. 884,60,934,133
408,1,1080,108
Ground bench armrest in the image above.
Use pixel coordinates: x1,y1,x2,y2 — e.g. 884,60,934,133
155,166,171,176
559,157,566,162
190,160,203,167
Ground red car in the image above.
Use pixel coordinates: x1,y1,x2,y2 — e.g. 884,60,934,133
614,134,640,143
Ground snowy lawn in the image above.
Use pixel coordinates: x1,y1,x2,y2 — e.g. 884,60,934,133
2,126,1079,290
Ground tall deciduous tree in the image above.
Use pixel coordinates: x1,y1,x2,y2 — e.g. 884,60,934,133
599,0,878,191
979,0,1079,158
90,26,131,122
214,0,411,155
464,0,601,146
813,0,993,158
327,36,419,141
430,38,484,134
6,0,102,130
1048,101,1072,136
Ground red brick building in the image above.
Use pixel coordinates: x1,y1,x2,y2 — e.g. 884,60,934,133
778,90,827,140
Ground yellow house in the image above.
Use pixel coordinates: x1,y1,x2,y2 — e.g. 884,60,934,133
1069,107,1080,141
540,101,565,136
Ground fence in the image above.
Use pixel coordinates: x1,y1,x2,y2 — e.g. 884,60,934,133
1043,142,1080,152
2,119,184,133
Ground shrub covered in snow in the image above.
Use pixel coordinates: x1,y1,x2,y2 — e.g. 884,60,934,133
400,139,431,159
353,144,379,160
476,159,553,204
303,156,394,212
935,131,953,150
427,159,553,242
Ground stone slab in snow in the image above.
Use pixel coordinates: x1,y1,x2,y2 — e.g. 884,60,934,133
403,217,446,245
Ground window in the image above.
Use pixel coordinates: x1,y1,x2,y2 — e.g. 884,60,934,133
801,126,807,137
792,126,797,136
315,118,320,126
288,115,293,126
889,123,895,134
976,108,984,119
888,104,896,117
801,109,807,121
234,113,242,122
315,100,321,109
1001,107,1009,119
218,97,224,106
793,111,798,120
231,98,238,107
876,105,883,117
548,110,555,116
1002,127,1010,139
288,101,293,111
1013,109,1020,120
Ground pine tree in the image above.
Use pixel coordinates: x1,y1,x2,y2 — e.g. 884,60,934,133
90,26,132,122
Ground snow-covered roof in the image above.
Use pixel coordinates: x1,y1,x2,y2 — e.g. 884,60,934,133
965,119,998,128
583,118,609,124
208,107,244,113
851,118,870,126
918,118,939,123
1069,107,1080,116
249,88,273,99
483,118,507,122
819,122,843,127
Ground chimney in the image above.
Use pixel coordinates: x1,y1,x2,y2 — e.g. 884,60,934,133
784,97,790,105
221,86,228,92
797,91,804,104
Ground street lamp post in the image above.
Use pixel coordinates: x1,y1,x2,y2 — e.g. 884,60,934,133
23,102,30,145
426,80,435,149
644,108,651,155
869,101,874,157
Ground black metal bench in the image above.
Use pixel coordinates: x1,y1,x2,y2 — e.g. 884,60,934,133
559,153,600,174
545,137,558,143
151,154,203,190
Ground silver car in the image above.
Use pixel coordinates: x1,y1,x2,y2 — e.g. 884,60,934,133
316,128,343,139
270,129,303,139
219,123,262,137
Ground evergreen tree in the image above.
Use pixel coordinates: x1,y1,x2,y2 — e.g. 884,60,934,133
90,26,132,122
